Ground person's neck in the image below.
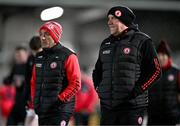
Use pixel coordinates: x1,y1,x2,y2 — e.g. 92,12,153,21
113,27,129,37
162,58,172,70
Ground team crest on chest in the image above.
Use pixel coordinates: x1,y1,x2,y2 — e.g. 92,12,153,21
60,120,66,126
50,62,57,69
123,47,131,55
167,74,174,81
137,116,143,124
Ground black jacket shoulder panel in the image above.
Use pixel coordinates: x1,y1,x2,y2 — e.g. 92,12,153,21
134,31,151,40
101,36,112,46
171,64,180,71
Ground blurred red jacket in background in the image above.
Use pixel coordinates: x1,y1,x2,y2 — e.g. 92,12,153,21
75,73,98,113
0,84,16,118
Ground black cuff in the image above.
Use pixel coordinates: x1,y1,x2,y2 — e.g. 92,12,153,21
56,97,64,106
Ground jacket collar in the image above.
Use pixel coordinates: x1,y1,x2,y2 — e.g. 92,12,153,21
43,44,61,53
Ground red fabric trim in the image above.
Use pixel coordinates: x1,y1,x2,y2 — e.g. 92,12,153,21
177,72,180,91
29,65,36,109
141,58,161,90
58,54,81,102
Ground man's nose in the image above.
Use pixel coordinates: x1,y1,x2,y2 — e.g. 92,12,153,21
108,20,110,25
41,36,46,40
108,19,112,25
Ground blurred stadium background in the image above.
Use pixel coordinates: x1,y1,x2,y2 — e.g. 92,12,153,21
0,0,180,82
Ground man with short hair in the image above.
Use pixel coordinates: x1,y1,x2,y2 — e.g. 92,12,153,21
24,36,43,105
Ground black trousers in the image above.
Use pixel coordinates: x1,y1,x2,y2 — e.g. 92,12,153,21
38,112,72,126
74,112,90,126
7,104,26,125
148,114,180,126
100,107,147,125
37,97,75,125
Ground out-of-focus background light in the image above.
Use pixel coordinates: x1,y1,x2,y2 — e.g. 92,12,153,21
0,0,180,81
40,6,64,21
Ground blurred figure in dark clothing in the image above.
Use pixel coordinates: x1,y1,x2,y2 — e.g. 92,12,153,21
148,40,180,125
24,36,42,105
4,46,29,125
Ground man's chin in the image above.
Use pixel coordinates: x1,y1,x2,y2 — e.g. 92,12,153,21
110,31,116,35
110,29,117,34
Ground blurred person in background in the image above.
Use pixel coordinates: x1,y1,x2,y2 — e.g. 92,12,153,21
93,6,161,125
0,79,16,126
74,70,99,126
4,46,29,125
24,36,42,126
29,21,81,125
24,36,42,106
148,40,180,125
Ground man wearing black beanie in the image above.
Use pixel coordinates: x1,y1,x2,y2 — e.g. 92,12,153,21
93,6,162,125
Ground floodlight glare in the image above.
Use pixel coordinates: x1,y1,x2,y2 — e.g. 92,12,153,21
40,7,64,21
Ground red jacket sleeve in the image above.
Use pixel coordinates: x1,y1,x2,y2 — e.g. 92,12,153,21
82,77,98,113
178,71,180,92
58,54,81,102
75,75,98,113
29,65,36,109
